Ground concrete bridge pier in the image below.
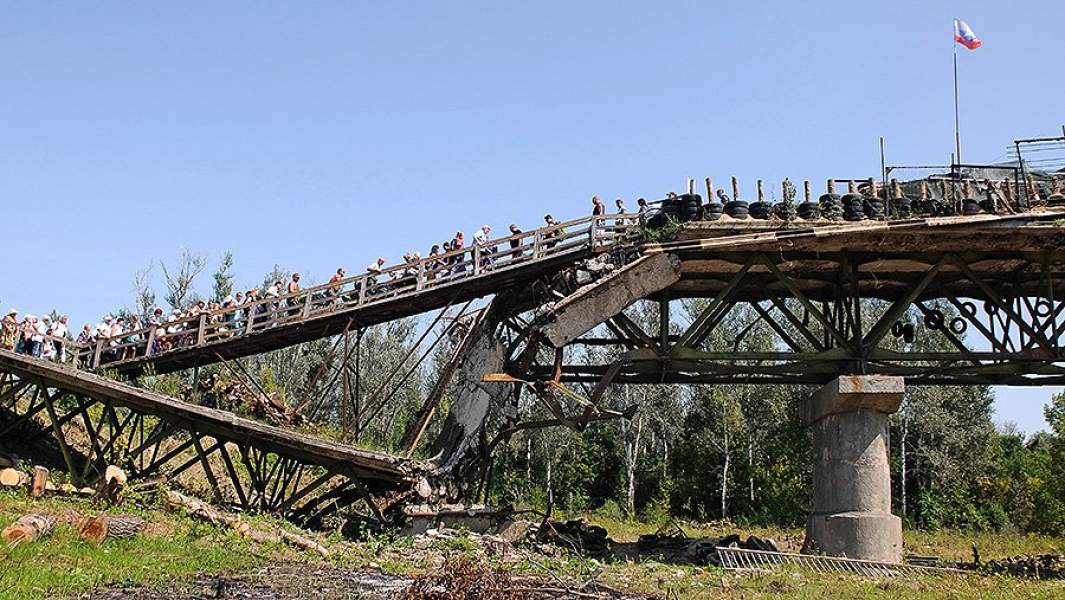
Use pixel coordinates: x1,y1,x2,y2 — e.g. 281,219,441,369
802,375,904,563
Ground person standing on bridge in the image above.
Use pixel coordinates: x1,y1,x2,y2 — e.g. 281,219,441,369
508,224,523,259
1,309,17,351
287,273,302,316
543,214,563,249
366,257,386,292
451,231,466,274
32,315,47,358
51,315,68,362
474,225,493,269
592,195,605,217
76,324,92,346
326,267,346,304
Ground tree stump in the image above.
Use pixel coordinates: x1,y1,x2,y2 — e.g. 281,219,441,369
2,513,56,545
0,467,28,488
79,515,146,543
31,466,49,499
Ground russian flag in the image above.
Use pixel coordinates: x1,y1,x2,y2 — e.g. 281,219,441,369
954,19,981,50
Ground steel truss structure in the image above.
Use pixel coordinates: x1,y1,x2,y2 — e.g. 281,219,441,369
0,353,415,525
510,250,1065,395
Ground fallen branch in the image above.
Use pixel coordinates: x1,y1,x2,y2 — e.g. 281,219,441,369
162,489,330,558
2,513,56,545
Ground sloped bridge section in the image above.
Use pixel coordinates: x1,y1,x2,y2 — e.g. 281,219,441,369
0,350,423,525
69,216,632,375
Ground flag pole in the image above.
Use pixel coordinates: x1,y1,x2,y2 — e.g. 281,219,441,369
953,20,962,166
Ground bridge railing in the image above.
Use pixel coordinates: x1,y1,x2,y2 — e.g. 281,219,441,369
70,214,642,370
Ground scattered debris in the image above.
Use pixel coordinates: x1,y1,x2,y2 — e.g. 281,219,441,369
982,554,1065,580
186,372,302,426
401,555,636,600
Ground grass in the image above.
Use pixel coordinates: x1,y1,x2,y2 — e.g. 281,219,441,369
0,489,304,600
3,488,1064,600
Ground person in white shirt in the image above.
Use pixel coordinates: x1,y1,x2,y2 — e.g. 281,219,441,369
474,225,494,268
33,317,48,358
97,316,113,340
50,315,69,362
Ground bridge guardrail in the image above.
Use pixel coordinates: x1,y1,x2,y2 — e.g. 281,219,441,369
68,214,642,370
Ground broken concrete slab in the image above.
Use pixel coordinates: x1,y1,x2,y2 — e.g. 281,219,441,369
542,253,682,347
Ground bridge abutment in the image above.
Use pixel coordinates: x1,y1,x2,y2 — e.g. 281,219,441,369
802,375,903,563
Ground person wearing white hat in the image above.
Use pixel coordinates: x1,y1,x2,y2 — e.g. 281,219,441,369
1,309,17,351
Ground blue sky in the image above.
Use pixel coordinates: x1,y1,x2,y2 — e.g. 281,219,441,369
2,2,1062,432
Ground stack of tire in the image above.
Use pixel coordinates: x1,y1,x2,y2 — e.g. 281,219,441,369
660,196,682,223
749,201,773,220
819,193,843,221
724,200,749,219
863,195,887,220
841,193,865,221
961,197,982,215
890,196,912,218
678,193,703,222
773,202,796,221
704,201,724,221
796,200,821,220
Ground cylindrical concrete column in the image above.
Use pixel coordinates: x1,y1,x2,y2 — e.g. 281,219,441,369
802,375,904,563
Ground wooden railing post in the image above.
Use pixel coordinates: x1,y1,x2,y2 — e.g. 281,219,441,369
196,314,207,346
93,339,104,368
145,327,156,357
301,290,314,318
589,217,599,249
245,304,257,334
416,261,426,290
473,245,482,275
532,230,542,258
358,275,368,306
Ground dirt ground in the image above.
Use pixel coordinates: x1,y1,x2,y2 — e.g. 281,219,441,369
84,563,414,600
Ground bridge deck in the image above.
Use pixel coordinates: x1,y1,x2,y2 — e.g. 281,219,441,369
0,349,417,487
652,209,1065,302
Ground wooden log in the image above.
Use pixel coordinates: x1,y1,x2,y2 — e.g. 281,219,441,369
31,466,49,499
79,514,146,543
803,180,811,202
97,465,128,505
2,513,56,545
0,468,28,488
162,489,330,558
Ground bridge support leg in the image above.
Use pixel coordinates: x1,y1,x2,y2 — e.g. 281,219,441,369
802,375,903,563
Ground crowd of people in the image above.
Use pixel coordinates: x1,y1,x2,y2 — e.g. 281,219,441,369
3,197,643,365
1,309,70,361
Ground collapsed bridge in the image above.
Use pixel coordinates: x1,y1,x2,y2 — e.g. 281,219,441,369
5,188,1065,562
